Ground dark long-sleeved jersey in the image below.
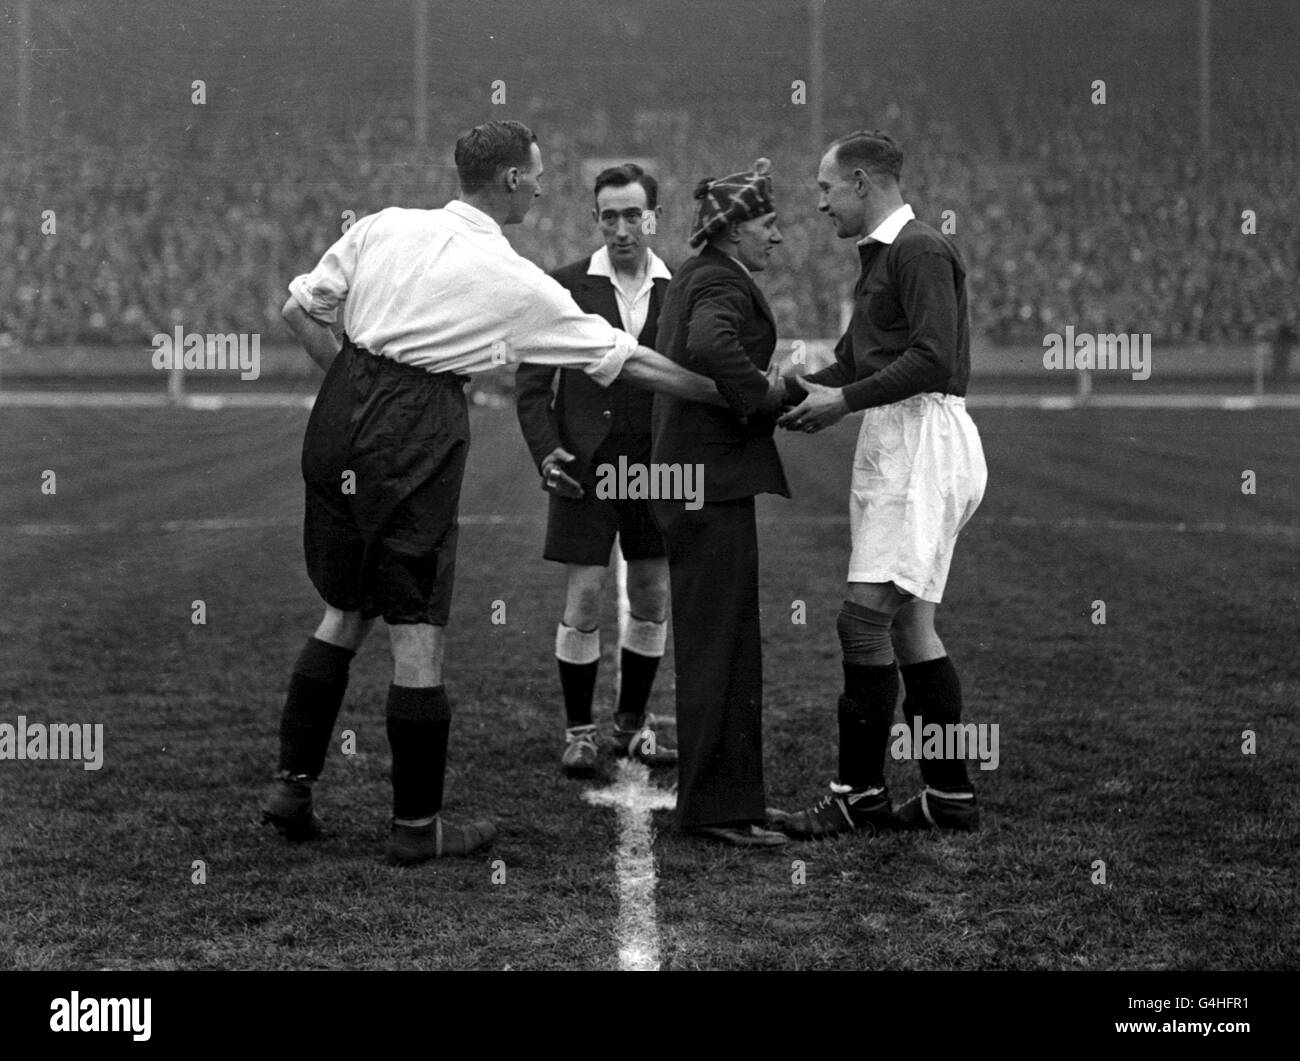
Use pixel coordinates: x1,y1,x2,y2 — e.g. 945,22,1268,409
798,218,970,411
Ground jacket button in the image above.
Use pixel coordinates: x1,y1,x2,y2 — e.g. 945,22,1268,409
603,410,612,418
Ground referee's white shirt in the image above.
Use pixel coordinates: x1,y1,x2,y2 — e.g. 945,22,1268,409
288,200,637,385
586,245,672,339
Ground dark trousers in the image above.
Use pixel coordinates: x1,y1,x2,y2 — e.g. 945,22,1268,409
302,340,469,625
652,496,765,830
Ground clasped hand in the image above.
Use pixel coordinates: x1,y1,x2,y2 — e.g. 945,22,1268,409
762,362,849,433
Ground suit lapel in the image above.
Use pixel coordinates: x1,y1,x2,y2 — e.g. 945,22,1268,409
700,245,776,334
749,281,776,334
580,258,622,331
640,278,668,344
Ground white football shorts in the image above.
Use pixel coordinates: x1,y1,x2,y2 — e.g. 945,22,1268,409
847,392,987,603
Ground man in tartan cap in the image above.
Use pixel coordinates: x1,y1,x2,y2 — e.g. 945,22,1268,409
689,157,777,249
650,158,793,847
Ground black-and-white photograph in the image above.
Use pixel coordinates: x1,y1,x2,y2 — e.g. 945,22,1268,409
0,0,1294,1029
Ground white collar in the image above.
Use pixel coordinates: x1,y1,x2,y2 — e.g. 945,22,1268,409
725,253,754,278
446,199,503,235
587,245,671,284
858,203,915,246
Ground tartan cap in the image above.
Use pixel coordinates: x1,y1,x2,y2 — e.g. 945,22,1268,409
689,158,775,248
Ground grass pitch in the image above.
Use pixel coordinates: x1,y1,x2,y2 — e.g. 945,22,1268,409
0,401,1296,969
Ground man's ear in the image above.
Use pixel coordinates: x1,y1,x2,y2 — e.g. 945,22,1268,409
504,166,519,192
853,168,872,197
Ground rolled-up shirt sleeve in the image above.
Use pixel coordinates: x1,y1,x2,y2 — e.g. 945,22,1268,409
508,272,637,387
287,214,376,324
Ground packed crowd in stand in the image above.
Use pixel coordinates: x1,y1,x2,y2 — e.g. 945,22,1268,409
4,50,1295,351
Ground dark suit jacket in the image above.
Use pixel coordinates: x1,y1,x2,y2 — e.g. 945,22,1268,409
515,255,670,489
650,245,790,503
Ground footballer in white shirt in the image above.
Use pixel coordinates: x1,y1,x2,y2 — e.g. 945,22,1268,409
261,121,762,866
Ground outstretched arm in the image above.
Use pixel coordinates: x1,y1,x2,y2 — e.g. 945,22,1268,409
619,346,730,406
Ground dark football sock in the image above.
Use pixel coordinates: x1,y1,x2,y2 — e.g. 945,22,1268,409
277,637,356,779
615,648,661,730
555,622,600,728
558,659,598,728
385,685,452,820
838,663,900,791
900,656,974,793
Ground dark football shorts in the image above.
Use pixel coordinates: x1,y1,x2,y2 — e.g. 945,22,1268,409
543,434,667,567
302,339,469,625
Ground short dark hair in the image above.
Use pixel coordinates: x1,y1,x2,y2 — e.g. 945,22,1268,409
455,120,538,194
830,130,903,182
593,163,659,211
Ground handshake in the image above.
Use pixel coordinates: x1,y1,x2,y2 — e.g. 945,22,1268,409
761,361,850,435
540,360,852,499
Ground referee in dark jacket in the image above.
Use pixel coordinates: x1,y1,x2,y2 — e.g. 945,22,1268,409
650,159,792,847
516,164,678,777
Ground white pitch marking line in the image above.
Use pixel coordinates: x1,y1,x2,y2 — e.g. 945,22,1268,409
7,513,542,536
0,392,317,410
8,514,1298,538
7,390,1300,410
583,760,676,972
10,516,293,535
